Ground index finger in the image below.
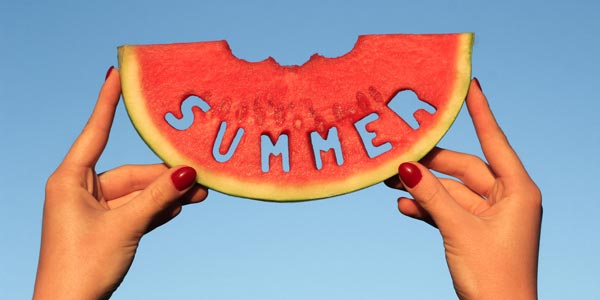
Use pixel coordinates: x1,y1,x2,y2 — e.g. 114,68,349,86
62,67,121,168
467,78,528,179
99,164,169,200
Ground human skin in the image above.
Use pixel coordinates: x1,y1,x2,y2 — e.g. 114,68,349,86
33,67,208,299
33,70,540,299
386,78,542,299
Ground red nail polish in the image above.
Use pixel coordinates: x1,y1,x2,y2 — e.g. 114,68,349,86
105,66,115,81
473,77,483,92
398,162,422,188
171,166,197,191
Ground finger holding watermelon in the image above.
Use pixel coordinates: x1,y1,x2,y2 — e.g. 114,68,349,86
33,67,208,300
391,78,542,300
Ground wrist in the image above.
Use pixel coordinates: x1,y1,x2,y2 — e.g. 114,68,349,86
456,277,537,300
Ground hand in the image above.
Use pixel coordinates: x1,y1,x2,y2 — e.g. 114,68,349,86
386,79,542,300
33,67,208,299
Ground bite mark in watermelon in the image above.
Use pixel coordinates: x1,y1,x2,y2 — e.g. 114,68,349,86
118,33,474,201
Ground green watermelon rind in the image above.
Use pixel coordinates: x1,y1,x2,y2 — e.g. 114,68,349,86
118,33,473,201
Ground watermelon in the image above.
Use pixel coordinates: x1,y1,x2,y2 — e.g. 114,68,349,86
118,33,473,201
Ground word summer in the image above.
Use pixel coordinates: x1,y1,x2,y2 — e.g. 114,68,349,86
164,93,434,173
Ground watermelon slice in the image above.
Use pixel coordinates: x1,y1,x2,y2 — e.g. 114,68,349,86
118,33,473,201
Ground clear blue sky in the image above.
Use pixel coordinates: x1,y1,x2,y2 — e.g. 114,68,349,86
1,0,599,299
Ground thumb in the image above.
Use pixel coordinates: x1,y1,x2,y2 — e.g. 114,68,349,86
398,162,469,230
121,165,197,233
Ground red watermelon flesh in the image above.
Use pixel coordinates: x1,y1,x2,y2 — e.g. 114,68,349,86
118,33,473,201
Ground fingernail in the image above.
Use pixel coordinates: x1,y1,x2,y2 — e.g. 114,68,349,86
398,162,422,188
473,77,483,92
105,66,115,81
171,166,197,191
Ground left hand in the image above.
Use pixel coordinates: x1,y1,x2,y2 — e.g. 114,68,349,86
33,67,208,299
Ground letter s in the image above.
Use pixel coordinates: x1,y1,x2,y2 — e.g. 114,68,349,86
165,95,211,130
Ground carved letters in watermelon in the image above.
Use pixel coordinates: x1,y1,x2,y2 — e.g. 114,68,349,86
164,95,397,173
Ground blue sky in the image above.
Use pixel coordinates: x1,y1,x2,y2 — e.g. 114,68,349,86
1,0,599,299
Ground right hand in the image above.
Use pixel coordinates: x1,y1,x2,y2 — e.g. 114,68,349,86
386,78,542,300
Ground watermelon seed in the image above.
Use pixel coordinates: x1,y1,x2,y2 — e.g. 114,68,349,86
293,117,302,129
272,103,286,126
332,103,345,120
355,91,371,112
253,99,266,125
368,86,384,103
236,103,249,123
217,97,232,115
